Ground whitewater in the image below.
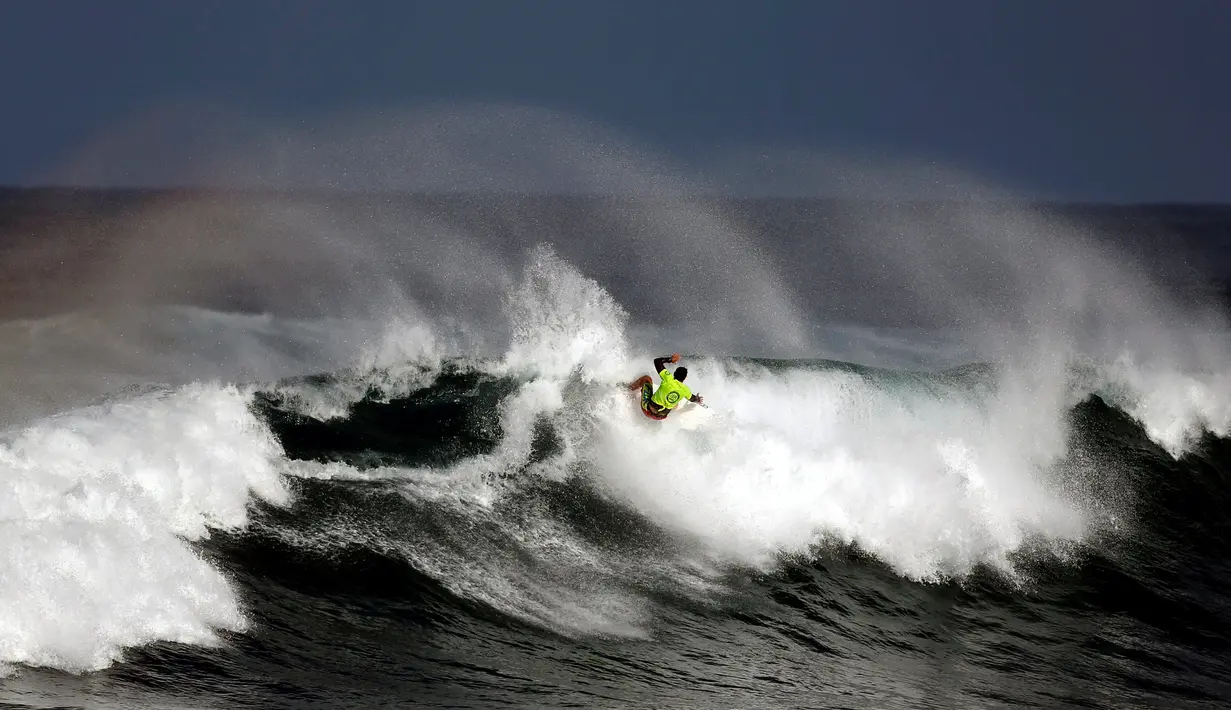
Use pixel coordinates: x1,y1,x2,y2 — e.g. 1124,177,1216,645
2,237,1228,682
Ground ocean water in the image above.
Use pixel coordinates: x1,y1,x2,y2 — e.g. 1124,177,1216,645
2,181,1231,709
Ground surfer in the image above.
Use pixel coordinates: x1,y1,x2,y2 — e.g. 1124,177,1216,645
627,353,704,420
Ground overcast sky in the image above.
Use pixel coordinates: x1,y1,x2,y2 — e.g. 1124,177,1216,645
2,0,1228,201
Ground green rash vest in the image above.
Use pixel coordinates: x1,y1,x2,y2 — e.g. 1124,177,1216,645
651,369,692,410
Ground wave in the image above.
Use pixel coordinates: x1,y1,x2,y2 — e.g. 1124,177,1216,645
0,383,288,673
3,238,1231,678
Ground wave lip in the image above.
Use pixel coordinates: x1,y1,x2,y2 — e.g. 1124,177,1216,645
0,383,289,673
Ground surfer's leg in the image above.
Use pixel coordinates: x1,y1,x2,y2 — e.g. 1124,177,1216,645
628,375,653,390
640,383,667,419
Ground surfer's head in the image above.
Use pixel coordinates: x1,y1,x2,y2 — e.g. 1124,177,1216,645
674,366,688,381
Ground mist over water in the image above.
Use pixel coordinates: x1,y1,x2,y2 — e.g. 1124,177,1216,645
4,102,1231,706
10,103,1230,447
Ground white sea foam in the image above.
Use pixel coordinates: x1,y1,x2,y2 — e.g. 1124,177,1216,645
0,383,289,673
577,358,1086,581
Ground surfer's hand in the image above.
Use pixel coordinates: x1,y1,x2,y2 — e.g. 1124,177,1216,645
694,395,704,405
670,353,681,363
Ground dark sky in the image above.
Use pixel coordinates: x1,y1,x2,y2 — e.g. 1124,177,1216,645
2,0,1228,201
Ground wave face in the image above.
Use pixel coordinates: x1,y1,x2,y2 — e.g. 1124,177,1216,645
2,239,1230,709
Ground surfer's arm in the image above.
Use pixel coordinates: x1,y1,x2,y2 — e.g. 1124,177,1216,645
652,353,681,374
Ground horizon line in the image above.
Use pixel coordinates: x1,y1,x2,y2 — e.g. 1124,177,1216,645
1,184,1228,209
